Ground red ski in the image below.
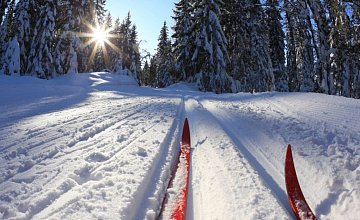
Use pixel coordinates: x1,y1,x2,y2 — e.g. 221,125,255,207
171,118,191,220
285,144,317,220
158,118,191,220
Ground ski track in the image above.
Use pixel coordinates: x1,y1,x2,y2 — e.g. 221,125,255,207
185,98,290,220
197,93,360,220
0,74,359,219
0,84,183,219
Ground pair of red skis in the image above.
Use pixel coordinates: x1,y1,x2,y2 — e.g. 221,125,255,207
159,118,317,220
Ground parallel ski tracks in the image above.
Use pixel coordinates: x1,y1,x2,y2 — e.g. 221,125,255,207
190,97,295,218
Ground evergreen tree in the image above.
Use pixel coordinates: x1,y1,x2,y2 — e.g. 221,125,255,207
95,0,106,24
285,0,315,92
266,0,288,92
129,25,141,83
351,1,360,98
0,0,10,26
28,0,57,79
155,21,174,87
148,55,158,86
119,12,132,70
111,17,123,73
141,59,150,85
326,0,352,97
54,0,87,75
0,0,16,72
306,0,332,94
14,0,37,74
191,0,233,93
172,0,194,82
2,36,20,75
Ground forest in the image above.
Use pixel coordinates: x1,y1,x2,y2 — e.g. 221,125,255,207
0,0,359,99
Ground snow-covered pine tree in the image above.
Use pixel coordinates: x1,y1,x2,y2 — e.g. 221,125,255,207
95,0,106,25
284,0,297,92
221,0,247,92
141,59,150,85
54,0,87,75
306,0,332,94
285,0,315,92
111,17,123,73
172,0,194,82
148,55,158,86
2,36,20,75
119,12,132,70
13,0,38,75
246,0,275,92
155,21,174,87
0,0,10,26
28,0,56,79
326,0,352,97
79,0,96,72
0,0,16,73
266,0,288,92
191,0,233,93
103,12,113,68
129,25,141,83
351,1,360,98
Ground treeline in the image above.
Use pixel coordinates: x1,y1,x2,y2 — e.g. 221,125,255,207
143,0,360,98
0,0,141,81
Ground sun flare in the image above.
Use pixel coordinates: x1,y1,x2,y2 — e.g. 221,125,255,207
76,22,120,69
93,27,108,44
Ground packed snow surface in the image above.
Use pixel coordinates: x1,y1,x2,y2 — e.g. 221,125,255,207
0,72,359,219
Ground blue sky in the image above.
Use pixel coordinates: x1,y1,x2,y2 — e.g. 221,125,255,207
106,0,176,56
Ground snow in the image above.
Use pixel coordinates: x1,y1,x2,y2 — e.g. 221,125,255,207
0,73,359,219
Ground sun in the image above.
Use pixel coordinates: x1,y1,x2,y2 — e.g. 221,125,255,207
93,27,108,44
76,22,120,69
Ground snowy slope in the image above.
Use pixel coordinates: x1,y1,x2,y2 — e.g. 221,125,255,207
0,73,359,220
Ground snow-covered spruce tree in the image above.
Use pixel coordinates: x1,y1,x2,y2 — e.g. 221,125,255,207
284,0,315,92
306,0,332,94
78,0,96,72
265,0,288,92
129,25,141,83
141,59,150,85
13,0,38,75
351,1,360,98
111,17,123,73
148,55,158,87
172,0,195,82
222,0,274,93
284,0,296,92
326,0,352,97
0,0,10,26
155,21,174,87
95,0,106,25
54,0,88,75
119,12,133,70
0,0,16,73
28,0,56,79
221,0,247,92
191,0,233,93
246,0,275,92
2,36,20,75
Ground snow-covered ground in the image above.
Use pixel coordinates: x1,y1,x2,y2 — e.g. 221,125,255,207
0,72,359,219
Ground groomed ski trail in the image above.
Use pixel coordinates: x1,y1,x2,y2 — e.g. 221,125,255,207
185,98,290,220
